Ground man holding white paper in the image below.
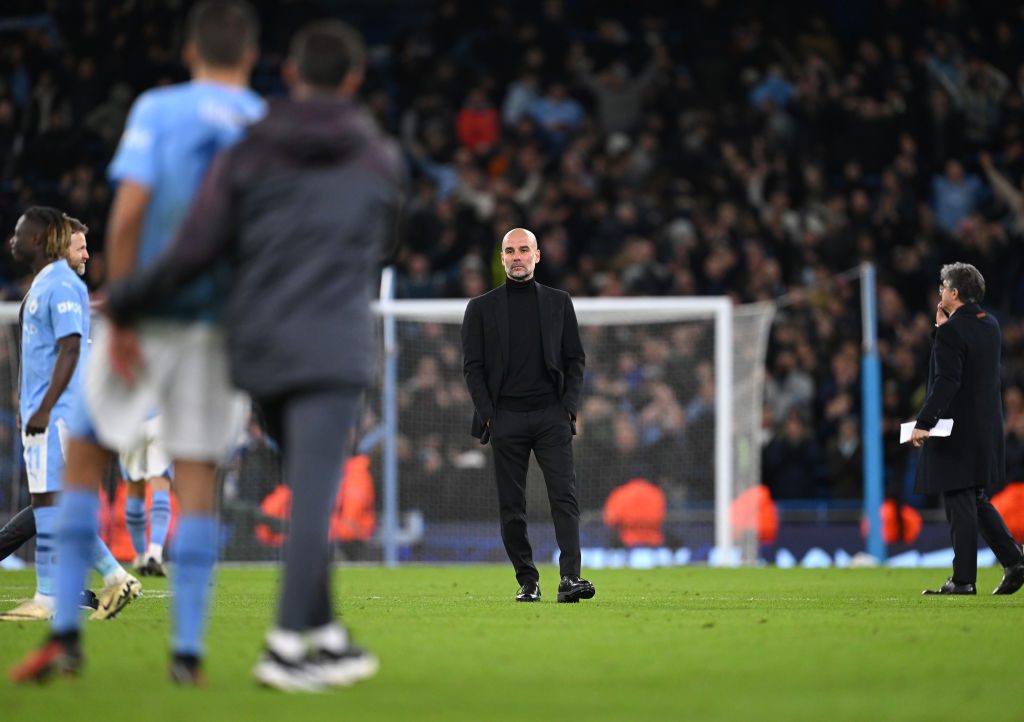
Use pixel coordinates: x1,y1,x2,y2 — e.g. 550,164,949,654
901,418,953,444
912,263,1024,595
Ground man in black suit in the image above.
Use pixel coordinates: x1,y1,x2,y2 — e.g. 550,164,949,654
912,263,1024,595
461,227,595,603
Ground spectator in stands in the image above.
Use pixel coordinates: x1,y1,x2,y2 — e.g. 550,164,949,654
763,410,826,500
501,71,540,127
574,40,669,135
455,87,499,154
749,63,795,110
826,416,862,500
765,349,814,425
1005,412,1024,487
932,56,1010,151
527,81,583,153
932,159,985,233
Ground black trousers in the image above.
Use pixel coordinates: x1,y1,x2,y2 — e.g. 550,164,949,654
258,387,362,632
944,487,1024,584
0,505,36,561
490,403,581,585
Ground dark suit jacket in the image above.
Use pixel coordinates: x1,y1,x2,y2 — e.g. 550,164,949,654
914,303,1005,494
461,281,585,443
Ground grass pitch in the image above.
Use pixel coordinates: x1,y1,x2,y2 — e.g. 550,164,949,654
1,565,1022,721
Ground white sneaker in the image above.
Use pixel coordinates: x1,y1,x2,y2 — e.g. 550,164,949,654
90,574,142,620
138,557,167,578
253,650,324,693
307,644,379,688
0,598,54,621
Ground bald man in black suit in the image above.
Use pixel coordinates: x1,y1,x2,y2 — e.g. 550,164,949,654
461,228,595,603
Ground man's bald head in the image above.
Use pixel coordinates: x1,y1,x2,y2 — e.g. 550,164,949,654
501,227,537,248
500,227,540,282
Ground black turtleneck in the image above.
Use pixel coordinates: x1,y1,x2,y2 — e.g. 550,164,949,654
500,278,558,410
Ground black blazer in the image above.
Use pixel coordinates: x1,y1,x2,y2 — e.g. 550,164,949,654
461,281,585,443
914,303,1005,494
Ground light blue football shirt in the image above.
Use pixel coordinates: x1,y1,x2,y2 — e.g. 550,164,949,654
20,260,90,421
108,80,265,320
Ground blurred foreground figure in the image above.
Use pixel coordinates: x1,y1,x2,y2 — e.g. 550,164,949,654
10,0,263,686
107,20,405,691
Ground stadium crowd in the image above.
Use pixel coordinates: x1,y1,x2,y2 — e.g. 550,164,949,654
2,0,1024,521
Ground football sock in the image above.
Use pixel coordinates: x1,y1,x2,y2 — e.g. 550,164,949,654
53,490,98,635
125,495,147,558
172,515,217,657
149,490,171,559
146,542,164,562
32,506,58,601
308,622,348,653
267,628,307,661
91,535,126,587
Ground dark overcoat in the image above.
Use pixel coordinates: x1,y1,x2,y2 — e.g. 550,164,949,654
914,303,1005,494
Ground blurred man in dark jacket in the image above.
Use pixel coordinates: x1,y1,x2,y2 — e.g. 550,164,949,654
912,263,1024,595
107,20,405,691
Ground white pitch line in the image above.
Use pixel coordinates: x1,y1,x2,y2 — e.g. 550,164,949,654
1,591,176,604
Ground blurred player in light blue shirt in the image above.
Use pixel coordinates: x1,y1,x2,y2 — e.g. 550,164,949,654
108,75,264,321
10,0,263,686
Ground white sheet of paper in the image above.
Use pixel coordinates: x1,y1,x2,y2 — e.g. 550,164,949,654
900,418,954,444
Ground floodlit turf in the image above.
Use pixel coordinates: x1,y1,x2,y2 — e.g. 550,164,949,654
1,565,1022,720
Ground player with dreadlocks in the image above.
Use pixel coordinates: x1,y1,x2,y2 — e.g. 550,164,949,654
1,207,139,622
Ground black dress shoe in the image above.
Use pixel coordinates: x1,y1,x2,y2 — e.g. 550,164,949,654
922,578,976,595
993,559,1024,595
557,575,596,603
516,581,540,602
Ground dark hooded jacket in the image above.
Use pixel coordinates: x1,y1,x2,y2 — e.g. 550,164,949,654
109,97,405,397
